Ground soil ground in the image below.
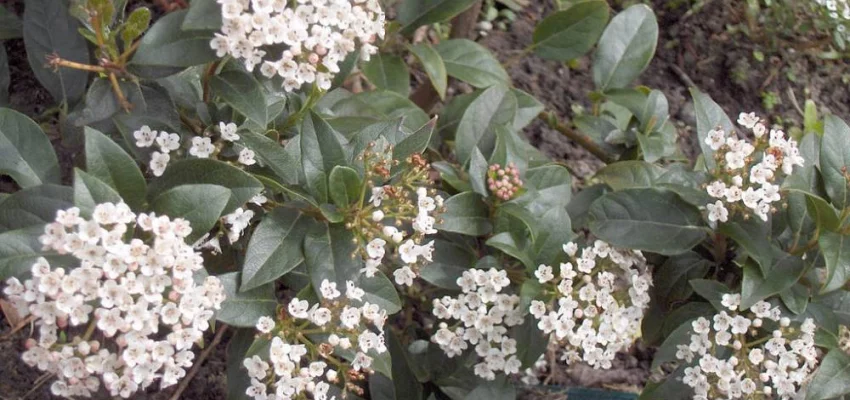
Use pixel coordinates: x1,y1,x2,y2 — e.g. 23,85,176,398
2,0,850,398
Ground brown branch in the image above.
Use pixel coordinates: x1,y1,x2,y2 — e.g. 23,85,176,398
538,111,616,164
47,54,108,73
0,315,35,342
202,61,220,104
168,324,228,400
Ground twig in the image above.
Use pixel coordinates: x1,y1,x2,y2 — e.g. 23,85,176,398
22,372,53,399
786,87,805,118
0,315,35,342
168,324,229,400
538,111,616,164
669,63,698,89
46,54,108,73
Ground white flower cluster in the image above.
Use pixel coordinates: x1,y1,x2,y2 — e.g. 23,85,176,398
364,187,441,287
431,268,525,380
210,0,385,92
703,112,805,223
244,279,387,400
132,124,256,177
676,294,818,399
814,0,850,38
2,203,225,398
530,241,652,369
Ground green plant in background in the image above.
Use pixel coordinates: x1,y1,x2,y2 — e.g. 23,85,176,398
3,1,850,399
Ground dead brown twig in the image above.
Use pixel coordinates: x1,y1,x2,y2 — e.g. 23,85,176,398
167,324,229,400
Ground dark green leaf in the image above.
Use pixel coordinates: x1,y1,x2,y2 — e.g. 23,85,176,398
512,313,547,368
437,192,492,236
469,148,489,197
820,230,850,294
531,0,609,61
780,283,810,315
532,207,574,265
130,10,217,78
689,279,731,311
409,43,447,100
182,0,221,31
362,54,410,96
490,125,529,173
323,90,429,134
486,232,535,269
147,158,263,214
23,0,90,101
241,208,312,291
718,218,774,274
0,5,22,40
420,240,475,290
0,226,74,280
328,166,361,208
0,47,8,105
595,160,665,191
654,251,712,307
0,108,60,188
393,117,436,174
690,88,734,171
226,329,255,400
465,377,516,400
591,4,658,91
805,349,850,400
567,184,608,228
301,111,349,203
385,329,425,400
73,168,122,216
211,70,268,126
217,272,278,327
651,318,696,370
151,184,229,242
455,85,516,164
84,127,147,209
821,115,850,209
588,188,707,255
436,39,510,88
511,88,545,132
73,79,145,127
741,254,805,310
239,131,299,186
514,164,573,214
397,0,478,35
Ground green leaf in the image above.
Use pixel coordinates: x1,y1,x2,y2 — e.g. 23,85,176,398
226,329,255,400
780,283,810,315
0,47,8,106
690,88,734,171
486,232,535,269
301,112,349,203
323,91,429,134
129,10,217,78
821,115,850,209
217,272,278,328
435,39,510,88
465,378,516,400
512,313,547,368
84,127,147,209
241,208,312,291
182,0,221,31
654,252,713,308
397,0,478,35
455,85,516,164
469,148,490,197
805,349,850,400
384,329,425,400
239,131,299,186
588,188,707,255
490,126,529,173
393,117,436,174
73,168,122,216
73,78,145,127
409,43,447,100
0,226,74,280
147,159,263,214
591,4,658,91
511,88,545,132
740,254,805,310
23,0,90,102
122,6,151,45
533,207,575,265
651,318,697,370
151,184,229,242
820,230,850,294
328,166,362,208
437,192,493,236
531,0,609,61
718,218,774,274
211,70,269,126
0,5,22,40
512,164,573,215
420,240,476,290
689,279,732,311
595,160,665,191
362,54,410,96
0,108,60,188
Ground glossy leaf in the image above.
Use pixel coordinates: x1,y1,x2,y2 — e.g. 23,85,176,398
690,279,732,311
654,252,713,308
690,88,734,171
328,166,361,208
436,39,510,88
151,184,229,242
0,5,22,40
437,192,492,236
596,160,665,191
23,0,90,102
718,218,774,274
588,188,707,255
740,254,805,310
531,0,609,61
147,159,263,214
591,4,658,91
409,43,447,99
393,117,436,175
84,127,147,209
362,54,410,96
805,349,850,400
397,0,478,35
217,272,278,328
820,230,850,294
0,47,8,105
239,131,299,185
130,10,217,78
821,115,850,209
211,70,268,126
182,0,221,31
487,232,535,269
0,108,60,188
73,169,122,216
301,112,349,203
241,208,312,291
454,85,516,164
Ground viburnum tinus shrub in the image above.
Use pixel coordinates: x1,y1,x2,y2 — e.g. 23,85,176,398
3,0,850,399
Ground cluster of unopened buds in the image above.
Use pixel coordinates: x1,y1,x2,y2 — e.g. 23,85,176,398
349,145,443,287
675,294,818,399
210,0,385,92
133,123,256,177
703,112,805,224
530,240,652,369
487,163,523,201
431,268,525,380
3,203,225,398
244,279,387,400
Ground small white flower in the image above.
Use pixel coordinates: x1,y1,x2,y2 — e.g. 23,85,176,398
738,112,759,129
189,137,215,158
393,266,416,286
256,316,275,333
133,126,157,147
398,240,419,264
366,238,386,260
238,148,257,166
156,132,181,153
371,210,384,222
150,151,170,177
219,122,240,141
319,280,340,300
